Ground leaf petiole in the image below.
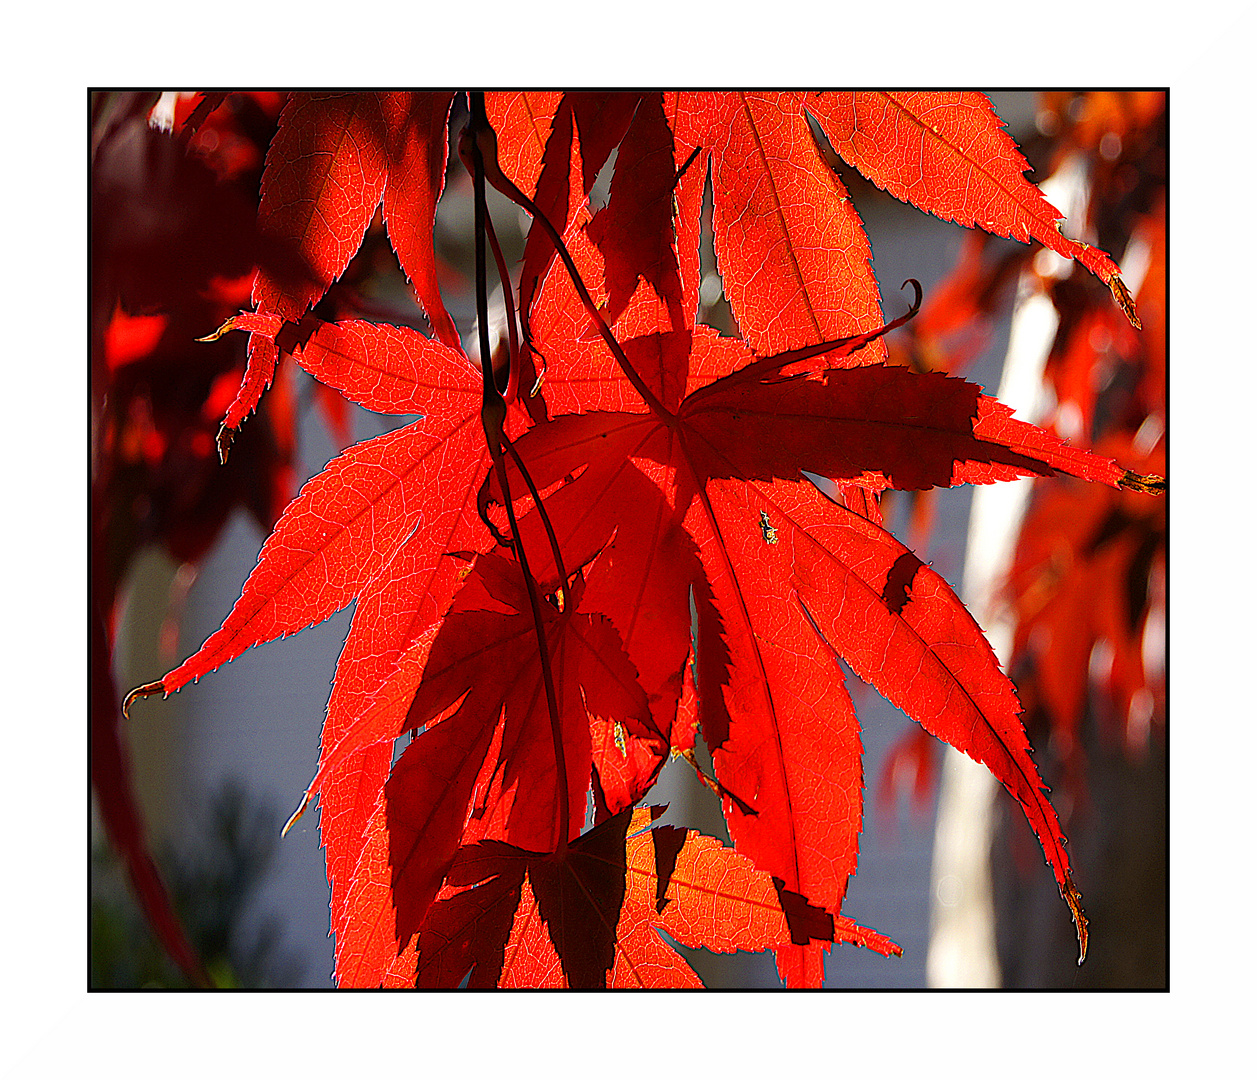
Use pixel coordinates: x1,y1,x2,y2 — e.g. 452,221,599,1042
467,92,570,853
482,205,522,402
463,113,673,425
503,435,568,610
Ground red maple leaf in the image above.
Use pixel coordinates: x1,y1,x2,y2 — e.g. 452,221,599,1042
220,92,460,448
410,806,899,989
122,91,1164,988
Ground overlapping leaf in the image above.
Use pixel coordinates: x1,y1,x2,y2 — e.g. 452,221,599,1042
223,92,459,435
664,92,887,360
409,807,899,989
485,310,1143,977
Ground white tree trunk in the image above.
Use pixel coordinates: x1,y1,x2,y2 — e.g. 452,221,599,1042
926,155,1089,987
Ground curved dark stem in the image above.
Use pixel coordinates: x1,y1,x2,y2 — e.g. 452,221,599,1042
463,116,674,425
468,92,570,853
492,449,571,852
724,279,924,387
469,103,506,445
482,207,521,402
503,434,568,609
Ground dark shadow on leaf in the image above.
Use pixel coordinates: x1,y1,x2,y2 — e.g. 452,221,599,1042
651,824,688,914
684,365,1056,492
691,575,733,751
881,551,924,616
517,94,639,339
771,878,836,947
273,311,322,356
585,95,688,350
414,809,640,988
414,842,526,988
530,809,634,988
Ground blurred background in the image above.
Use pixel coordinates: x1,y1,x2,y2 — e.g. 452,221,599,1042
90,90,1166,988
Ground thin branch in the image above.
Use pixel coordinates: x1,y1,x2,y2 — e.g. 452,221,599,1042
503,434,568,611
463,115,674,425
467,92,570,853
482,207,522,402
